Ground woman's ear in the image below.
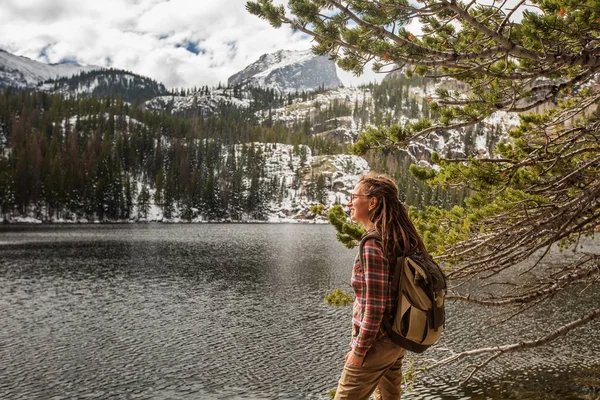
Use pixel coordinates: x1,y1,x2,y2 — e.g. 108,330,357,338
369,197,377,210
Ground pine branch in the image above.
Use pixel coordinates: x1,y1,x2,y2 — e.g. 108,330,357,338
439,0,543,61
327,0,445,57
497,0,527,34
439,157,515,164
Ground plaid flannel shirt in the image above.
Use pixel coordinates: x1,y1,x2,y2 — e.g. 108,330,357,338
350,236,394,357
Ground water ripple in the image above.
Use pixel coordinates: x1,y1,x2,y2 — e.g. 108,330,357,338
0,224,598,399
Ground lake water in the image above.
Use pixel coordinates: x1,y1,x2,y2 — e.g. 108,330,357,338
0,224,598,399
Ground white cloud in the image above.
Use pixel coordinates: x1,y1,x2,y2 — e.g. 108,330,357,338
0,0,388,88
337,62,385,87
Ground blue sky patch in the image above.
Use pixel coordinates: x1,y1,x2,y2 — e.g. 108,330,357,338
176,40,205,55
58,57,78,64
38,45,52,63
227,41,237,58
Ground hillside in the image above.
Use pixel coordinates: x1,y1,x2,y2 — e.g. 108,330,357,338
39,69,169,104
0,89,364,223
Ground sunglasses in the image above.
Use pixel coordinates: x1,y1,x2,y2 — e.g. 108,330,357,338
350,193,371,201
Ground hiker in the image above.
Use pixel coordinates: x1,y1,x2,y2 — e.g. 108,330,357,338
335,172,431,400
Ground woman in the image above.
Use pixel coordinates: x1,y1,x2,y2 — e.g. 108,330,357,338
335,172,429,400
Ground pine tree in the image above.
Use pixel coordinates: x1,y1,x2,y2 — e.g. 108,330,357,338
154,169,165,207
0,158,15,218
123,176,136,219
314,174,327,205
248,0,600,380
137,185,150,220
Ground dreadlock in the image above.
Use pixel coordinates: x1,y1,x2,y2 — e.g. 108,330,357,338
359,172,429,259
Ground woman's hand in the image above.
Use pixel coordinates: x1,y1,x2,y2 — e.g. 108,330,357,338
345,351,364,367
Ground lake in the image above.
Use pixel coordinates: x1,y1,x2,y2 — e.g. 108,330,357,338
0,224,598,399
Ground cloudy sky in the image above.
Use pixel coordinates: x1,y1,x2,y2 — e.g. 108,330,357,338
0,0,384,89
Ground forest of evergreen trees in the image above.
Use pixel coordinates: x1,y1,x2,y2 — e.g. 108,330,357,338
0,88,345,221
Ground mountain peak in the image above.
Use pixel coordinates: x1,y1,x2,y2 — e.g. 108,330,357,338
0,49,100,88
228,49,342,93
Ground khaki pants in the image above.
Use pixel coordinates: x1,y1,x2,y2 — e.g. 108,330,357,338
334,337,406,400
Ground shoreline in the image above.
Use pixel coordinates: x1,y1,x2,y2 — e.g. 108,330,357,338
2,216,331,225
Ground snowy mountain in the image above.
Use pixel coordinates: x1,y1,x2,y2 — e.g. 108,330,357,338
228,49,342,93
0,49,99,88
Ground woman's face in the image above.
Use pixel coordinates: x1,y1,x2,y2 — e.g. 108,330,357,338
347,183,373,226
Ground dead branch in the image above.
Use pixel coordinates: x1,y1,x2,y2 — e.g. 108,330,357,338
446,259,599,306
422,307,600,383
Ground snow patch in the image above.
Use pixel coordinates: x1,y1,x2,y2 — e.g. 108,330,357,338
144,88,251,114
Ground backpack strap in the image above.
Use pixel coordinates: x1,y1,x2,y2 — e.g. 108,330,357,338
357,230,402,333
357,230,382,270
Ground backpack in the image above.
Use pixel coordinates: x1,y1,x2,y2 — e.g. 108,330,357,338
358,231,447,353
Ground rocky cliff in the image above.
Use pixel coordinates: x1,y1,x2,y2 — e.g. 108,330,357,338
228,49,342,93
